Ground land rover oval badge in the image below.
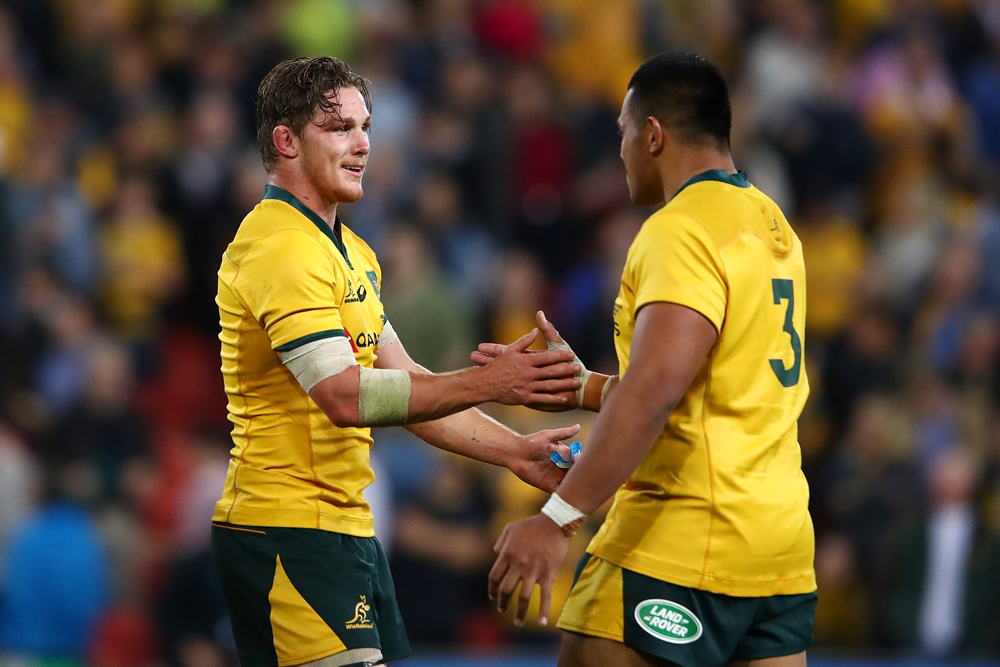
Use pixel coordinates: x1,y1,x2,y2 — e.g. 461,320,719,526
634,599,703,644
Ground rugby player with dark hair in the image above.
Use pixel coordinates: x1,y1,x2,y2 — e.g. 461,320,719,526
486,51,816,667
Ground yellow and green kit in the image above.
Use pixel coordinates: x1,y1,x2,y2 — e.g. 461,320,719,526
212,185,408,667
559,170,816,667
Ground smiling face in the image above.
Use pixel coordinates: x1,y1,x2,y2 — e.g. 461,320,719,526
297,86,371,204
618,89,663,207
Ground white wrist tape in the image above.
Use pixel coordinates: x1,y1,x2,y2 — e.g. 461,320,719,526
546,340,591,405
281,337,358,393
378,320,398,351
357,366,411,426
600,375,617,406
541,492,586,528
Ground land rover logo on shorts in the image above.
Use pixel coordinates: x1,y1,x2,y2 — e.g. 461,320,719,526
634,599,702,644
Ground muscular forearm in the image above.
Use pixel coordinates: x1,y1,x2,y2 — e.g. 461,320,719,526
309,364,493,427
555,373,673,514
403,366,497,422
405,407,520,468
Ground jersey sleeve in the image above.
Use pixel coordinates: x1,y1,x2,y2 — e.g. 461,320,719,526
232,229,345,351
629,212,727,331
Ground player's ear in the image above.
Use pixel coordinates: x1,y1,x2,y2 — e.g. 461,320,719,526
646,116,665,157
272,125,299,160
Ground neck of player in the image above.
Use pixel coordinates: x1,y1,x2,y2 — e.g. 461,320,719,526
659,146,737,205
269,173,340,230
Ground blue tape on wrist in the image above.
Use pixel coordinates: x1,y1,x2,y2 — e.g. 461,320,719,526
550,441,582,469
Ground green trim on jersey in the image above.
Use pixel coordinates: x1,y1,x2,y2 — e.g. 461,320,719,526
264,184,353,268
676,169,750,197
274,329,348,353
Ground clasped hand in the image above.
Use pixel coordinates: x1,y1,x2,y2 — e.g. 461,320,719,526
473,312,582,411
479,327,579,407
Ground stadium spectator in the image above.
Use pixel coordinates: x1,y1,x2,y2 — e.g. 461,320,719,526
879,446,1000,655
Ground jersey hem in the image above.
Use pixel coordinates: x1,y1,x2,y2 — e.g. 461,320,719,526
590,545,816,597
214,506,376,537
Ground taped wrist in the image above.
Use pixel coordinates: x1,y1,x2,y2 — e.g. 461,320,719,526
600,375,618,406
541,492,586,537
281,337,358,393
357,366,411,426
545,340,591,406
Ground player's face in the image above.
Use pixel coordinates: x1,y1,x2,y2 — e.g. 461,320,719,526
618,90,661,206
298,86,371,204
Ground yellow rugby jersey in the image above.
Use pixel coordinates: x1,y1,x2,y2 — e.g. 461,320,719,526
589,170,815,597
213,185,387,536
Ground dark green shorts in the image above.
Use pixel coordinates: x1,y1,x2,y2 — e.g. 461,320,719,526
562,554,816,667
211,522,410,667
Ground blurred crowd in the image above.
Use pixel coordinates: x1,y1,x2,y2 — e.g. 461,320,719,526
1,0,1000,664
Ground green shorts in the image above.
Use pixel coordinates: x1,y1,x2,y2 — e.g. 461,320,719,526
558,554,816,667
211,522,410,667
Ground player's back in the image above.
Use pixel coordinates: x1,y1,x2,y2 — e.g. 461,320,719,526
593,170,814,597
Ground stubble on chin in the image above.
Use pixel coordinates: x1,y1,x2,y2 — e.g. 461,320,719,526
340,184,364,203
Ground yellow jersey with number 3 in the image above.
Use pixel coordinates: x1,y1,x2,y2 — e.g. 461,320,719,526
590,169,815,597
212,185,387,537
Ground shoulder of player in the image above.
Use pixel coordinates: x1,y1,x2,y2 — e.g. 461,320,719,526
340,222,379,266
652,184,780,247
227,223,333,276
236,198,335,247
638,206,717,248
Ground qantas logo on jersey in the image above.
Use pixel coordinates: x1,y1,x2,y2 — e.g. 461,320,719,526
343,326,379,351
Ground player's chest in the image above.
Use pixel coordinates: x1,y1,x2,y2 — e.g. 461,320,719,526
330,255,385,364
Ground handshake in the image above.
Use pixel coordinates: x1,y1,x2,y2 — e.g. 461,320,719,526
469,310,614,413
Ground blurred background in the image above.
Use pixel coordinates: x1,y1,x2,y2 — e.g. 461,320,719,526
0,0,999,665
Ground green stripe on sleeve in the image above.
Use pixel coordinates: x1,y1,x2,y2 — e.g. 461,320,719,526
274,329,347,352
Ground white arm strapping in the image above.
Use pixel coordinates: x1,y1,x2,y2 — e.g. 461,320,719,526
280,336,358,393
546,340,591,405
280,333,412,426
378,320,398,351
357,366,411,426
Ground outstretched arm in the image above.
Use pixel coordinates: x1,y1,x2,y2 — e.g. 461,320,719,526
375,337,580,494
302,328,579,428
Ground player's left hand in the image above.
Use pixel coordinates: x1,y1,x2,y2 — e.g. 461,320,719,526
489,513,571,627
508,424,581,492
472,311,583,412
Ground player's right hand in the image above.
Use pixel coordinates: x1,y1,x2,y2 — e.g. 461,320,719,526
480,329,580,407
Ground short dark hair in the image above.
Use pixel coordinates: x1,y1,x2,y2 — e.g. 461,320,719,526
627,51,731,148
256,56,372,172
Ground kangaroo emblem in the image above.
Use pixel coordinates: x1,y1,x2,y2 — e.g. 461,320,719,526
347,595,370,624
